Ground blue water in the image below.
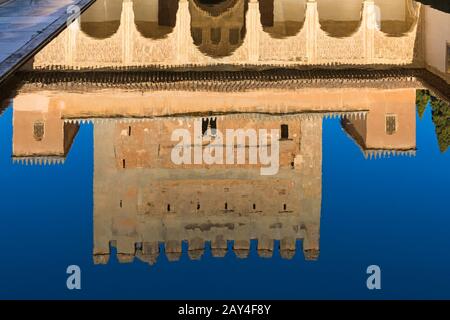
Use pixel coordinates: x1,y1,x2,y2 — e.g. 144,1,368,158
0,102,449,300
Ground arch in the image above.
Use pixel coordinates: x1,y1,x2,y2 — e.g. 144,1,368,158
259,0,307,39
375,0,419,37
134,0,178,39
317,0,364,38
193,0,240,16
80,0,123,39
189,0,248,58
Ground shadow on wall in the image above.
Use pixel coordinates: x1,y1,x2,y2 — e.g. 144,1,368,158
259,0,306,39
134,0,179,39
80,0,123,39
416,0,450,13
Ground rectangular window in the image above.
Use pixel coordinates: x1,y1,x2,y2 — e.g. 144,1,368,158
229,28,240,45
202,118,209,136
210,28,221,45
280,124,289,140
210,118,217,136
210,118,217,130
192,28,202,46
385,114,397,135
33,122,44,141
202,118,217,136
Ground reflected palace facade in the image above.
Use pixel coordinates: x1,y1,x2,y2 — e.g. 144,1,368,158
29,0,450,84
35,0,422,66
2,0,449,266
9,81,418,264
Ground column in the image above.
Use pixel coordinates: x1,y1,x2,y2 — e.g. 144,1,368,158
67,13,80,66
176,0,191,64
122,0,134,64
362,0,376,63
247,0,261,63
305,0,318,64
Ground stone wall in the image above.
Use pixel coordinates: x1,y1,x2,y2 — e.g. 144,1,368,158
93,116,322,264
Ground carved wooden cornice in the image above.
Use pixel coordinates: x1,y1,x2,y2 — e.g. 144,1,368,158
16,68,450,103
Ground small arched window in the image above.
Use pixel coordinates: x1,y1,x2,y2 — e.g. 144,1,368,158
385,115,397,135
33,121,45,141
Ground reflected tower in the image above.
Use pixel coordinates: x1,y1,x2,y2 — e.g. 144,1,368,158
12,94,79,165
93,116,322,264
8,73,426,266
342,88,417,158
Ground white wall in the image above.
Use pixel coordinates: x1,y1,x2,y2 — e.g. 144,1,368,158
425,6,450,73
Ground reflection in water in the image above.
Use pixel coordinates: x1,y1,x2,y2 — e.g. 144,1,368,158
0,0,449,272
32,0,431,67
28,0,450,90
12,100,79,164
93,116,322,264
134,0,179,39
8,77,429,265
